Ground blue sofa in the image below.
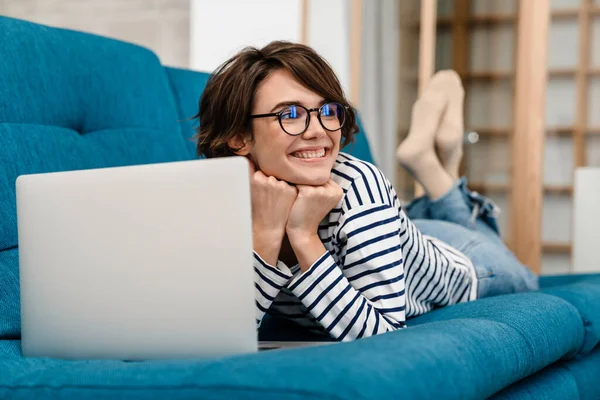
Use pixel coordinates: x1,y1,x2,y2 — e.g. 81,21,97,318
1,16,599,399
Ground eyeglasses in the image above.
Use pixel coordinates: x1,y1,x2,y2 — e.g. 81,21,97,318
249,102,346,136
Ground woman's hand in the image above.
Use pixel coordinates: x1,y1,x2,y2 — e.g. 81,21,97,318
286,179,343,241
284,179,343,272
247,158,298,266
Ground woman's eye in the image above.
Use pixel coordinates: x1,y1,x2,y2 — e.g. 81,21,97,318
321,104,335,118
281,106,299,120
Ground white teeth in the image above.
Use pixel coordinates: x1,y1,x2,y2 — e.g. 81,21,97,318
292,149,326,159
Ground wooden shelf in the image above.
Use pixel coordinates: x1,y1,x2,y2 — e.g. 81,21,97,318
588,127,600,134
469,182,509,193
548,68,577,77
546,125,575,136
401,126,600,138
469,182,573,195
403,68,585,82
469,126,573,136
466,71,512,80
408,7,600,30
551,6,600,18
544,185,573,195
470,127,511,136
543,242,572,253
589,67,600,76
551,8,579,19
410,14,516,29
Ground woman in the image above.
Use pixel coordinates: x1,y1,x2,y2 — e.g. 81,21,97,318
194,41,538,342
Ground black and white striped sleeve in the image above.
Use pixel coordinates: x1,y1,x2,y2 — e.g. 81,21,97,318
253,252,292,329
285,203,407,341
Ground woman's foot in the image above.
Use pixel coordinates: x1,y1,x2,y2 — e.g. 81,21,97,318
396,72,454,200
396,73,446,173
434,70,465,180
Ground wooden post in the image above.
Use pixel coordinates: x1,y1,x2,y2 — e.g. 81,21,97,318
451,0,469,78
300,0,309,45
415,0,437,196
509,0,550,274
418,0,437,94
575,0,591,169
452,0,470,178
349,0,363,107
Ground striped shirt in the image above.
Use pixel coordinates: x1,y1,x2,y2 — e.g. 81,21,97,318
254,152,478,341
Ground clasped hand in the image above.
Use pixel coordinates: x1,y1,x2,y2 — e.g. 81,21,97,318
247,158,343,266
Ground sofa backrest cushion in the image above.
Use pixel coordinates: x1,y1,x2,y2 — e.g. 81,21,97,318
0,17,191,337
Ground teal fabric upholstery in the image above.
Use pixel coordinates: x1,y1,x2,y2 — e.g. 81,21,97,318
0,318,586,400
539,273,600,288
409,292,585,361
542,281,600,354
492,345,600,400
562,344,600,400
0,250,19,338
164,67,210,158
491,366,580,400
2,14,600,400
0,16,192,337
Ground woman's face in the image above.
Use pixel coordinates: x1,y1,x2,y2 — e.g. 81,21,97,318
237,69,342,186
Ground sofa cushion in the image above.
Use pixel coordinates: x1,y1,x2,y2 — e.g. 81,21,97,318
492,345,600,400
0,16,191,252
541,280,600,354
539,273,600,288
0,340,20,358
0,316,582,400
562,344,600,400
0,291,585,399
409,292,585,360
164,67,210,159
0,249,19,339
490,365,579,400
0,17,193,338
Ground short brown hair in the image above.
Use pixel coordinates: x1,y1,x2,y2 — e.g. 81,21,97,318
194,41,358,158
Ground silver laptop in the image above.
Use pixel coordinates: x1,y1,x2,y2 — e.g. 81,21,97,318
16,157,258,360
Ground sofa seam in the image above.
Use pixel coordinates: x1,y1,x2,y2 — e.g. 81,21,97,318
0,383,342,399
0,121,174,134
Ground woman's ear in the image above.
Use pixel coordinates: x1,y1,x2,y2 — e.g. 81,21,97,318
227,134,252,156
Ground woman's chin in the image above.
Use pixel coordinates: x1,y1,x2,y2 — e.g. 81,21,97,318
291,174,330,186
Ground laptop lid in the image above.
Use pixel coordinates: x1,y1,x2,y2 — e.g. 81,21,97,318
17,157,256,359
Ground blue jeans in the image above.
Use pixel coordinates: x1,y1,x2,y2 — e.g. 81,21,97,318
406,178,539,298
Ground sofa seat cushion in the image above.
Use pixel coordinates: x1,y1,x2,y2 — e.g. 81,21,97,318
541,280,600,354
409,292,584,360
0,294,585,400
539,273,600,288
561,344,600,400
491,344,600,400
491,365,580,400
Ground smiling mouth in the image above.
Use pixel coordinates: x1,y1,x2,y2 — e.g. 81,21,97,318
290,148,327,159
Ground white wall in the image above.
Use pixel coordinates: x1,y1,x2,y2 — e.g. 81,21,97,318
190,0,302,73
190,0,406,178
0,0,190,68
306,0,351,97
189,0,352,100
